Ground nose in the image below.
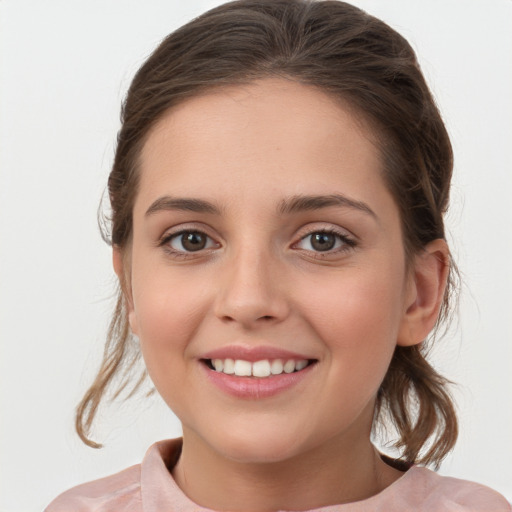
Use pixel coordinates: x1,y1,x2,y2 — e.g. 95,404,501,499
213,246,290,329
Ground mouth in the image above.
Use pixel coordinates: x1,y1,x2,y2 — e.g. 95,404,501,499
201,358,317,377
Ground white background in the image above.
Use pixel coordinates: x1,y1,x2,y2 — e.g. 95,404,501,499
1,1,511,510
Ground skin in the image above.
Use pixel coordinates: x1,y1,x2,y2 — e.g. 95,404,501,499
115,78,448,511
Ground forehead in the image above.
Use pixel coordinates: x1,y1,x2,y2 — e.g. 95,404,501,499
135,78,393,218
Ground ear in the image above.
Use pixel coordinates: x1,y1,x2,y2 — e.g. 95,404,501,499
113,247,139,336
397,239,449,346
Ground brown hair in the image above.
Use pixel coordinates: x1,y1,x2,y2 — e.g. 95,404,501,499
76,0,458,466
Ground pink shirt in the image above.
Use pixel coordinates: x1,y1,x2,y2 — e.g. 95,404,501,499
45,438,511,512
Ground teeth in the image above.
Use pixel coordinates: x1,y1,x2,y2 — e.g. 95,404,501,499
252,360,271,377
270,359,283,375
234,360,252,376
283,360,295,373
223,358,235,374
208,358,311,377
295,360,308,371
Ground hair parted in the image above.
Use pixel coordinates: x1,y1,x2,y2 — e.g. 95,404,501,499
76,0,458,466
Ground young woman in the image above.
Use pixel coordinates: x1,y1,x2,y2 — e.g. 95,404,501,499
45,1,510,510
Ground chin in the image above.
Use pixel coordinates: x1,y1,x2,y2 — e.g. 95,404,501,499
204,421,315,465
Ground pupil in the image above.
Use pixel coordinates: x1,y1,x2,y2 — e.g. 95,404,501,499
311,233,335,251
182,232,206,251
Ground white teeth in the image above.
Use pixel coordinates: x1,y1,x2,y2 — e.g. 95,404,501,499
252,360,271,377
283,359,295,373
270,359,284,375
223,358,235,374
234,359,252,376
209,358,311,377
295,360,308,371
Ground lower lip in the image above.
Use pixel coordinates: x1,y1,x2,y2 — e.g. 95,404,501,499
202,362,316,399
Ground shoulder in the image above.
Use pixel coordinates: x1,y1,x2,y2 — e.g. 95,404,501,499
44,463,142,512
44,439,183,512
404,466,511,511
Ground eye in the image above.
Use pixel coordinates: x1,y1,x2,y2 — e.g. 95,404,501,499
295,230,354,253
166,230,217,252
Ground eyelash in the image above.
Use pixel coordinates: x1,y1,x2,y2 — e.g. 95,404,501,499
294,229,357,257
158,229,218,258
158,228,357,259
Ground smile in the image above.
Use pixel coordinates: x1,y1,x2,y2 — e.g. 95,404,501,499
204,358,313,377
201,354,317,399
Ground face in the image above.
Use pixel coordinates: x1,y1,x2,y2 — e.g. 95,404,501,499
123,79,417,464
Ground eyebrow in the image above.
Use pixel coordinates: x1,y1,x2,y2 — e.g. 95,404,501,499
278,194,377,218
145,193,376,219
145,196,221,216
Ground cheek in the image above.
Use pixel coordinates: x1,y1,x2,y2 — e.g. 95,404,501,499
295,265,405,366
130,267,210,372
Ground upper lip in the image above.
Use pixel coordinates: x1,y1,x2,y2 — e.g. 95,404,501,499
201,345,315,362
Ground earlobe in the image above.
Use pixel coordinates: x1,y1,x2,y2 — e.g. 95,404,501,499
397,239,449,347
112,247,139,335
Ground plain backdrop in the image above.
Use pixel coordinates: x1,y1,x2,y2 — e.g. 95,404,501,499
1,1,511,510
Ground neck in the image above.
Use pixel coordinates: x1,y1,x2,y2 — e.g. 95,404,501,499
172,425,404,511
